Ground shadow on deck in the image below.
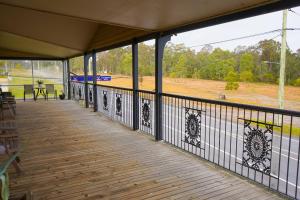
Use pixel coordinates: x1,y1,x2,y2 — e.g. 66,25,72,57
10,100,283,199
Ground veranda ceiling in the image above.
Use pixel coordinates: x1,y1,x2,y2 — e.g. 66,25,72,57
0,0,299,59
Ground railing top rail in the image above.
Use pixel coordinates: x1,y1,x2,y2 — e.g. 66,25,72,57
137,89,156,94
71,81,156,93
70,80,84,84
70,72,80,76
84,82,133,91
162,92,300,117
0,84,62,87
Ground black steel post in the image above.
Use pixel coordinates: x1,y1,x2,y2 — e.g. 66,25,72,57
92,50,98,112
62,60,66,96
155,34,171,141
84,53,89,108
132,40,139,130
66,59,71,100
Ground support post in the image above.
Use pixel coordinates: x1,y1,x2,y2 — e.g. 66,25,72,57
279,9,287,109
132,40,139,130
155,34,171,141
67,59,71,100
62,60,66,96
92,50,98,112
84,53,89,108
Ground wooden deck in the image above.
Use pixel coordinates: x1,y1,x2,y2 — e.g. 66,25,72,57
10,100,283,200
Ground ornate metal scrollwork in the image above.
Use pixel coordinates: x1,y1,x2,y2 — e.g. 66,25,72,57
115,93,122,116
103,91,108,111
184,107,203,149
89,87,93,104
242,119,273,175
72,85,75,99
78,86,82,100
141,98,151,128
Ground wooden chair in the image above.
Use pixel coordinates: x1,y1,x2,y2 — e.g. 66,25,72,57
23,85,35,101
45,84,57,100
0,99,15,121
0,92,16,117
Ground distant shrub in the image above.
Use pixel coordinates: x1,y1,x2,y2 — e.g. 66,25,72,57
294,78,300,87
262,73,275,83
225,82,239,90
240,71,254,82
224,71,239,82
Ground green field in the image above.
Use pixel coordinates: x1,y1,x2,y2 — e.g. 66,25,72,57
2,77,63,99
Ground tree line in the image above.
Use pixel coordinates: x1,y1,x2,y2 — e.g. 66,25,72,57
69,39,300,87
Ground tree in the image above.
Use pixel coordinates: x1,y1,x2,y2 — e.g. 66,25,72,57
225,71,239,90
139,43,155,76
77,38,300,87
297,49,300,57
239,53,255,72
225,71,239,82
257,39,280,75
294,78,300,87
120,53,132,75
69,56,83,74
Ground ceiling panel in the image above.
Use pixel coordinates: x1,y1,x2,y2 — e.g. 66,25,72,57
0,3,99,51
0,0,297,59
0,0,278,30
0,31,81,58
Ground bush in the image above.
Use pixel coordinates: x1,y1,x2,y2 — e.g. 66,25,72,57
224,71,239,82
225,82,239,90
294,78,300,87
240,71,254,82
262,73,275,83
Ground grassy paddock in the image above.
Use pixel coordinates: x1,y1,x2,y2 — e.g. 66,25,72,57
99,75,300,111
2,77,63,99
248,120,300,137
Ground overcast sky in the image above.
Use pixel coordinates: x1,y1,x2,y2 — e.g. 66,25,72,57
167,6,300,53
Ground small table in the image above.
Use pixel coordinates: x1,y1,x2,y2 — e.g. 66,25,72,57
34,87,46,100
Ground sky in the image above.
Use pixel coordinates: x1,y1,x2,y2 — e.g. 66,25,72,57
160,6,300,53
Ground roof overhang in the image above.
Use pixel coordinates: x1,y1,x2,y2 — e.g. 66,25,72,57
0,0,299,60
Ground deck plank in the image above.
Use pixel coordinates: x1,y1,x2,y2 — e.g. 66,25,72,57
9,101,283,199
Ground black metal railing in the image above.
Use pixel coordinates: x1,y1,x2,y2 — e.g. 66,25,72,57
161,92,300,199
70,81,300,199
138,90,156,136
96,84,133,128
70,81,86,103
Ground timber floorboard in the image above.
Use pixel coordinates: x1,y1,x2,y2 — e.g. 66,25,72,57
9,100,284,200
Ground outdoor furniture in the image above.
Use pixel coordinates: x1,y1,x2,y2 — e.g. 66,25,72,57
0,120,21,174
23,85,35,101
45,84,57,100
34,87,46,100
0,91,15,120
0,153,19,200
0,100,15,120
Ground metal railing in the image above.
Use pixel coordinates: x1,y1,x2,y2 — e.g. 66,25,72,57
138,90,155,136
70,81,300,199
70,81,86,102
161,92,300,199
96,84,133,128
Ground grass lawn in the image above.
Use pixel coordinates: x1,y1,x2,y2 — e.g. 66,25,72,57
5,77,63,99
